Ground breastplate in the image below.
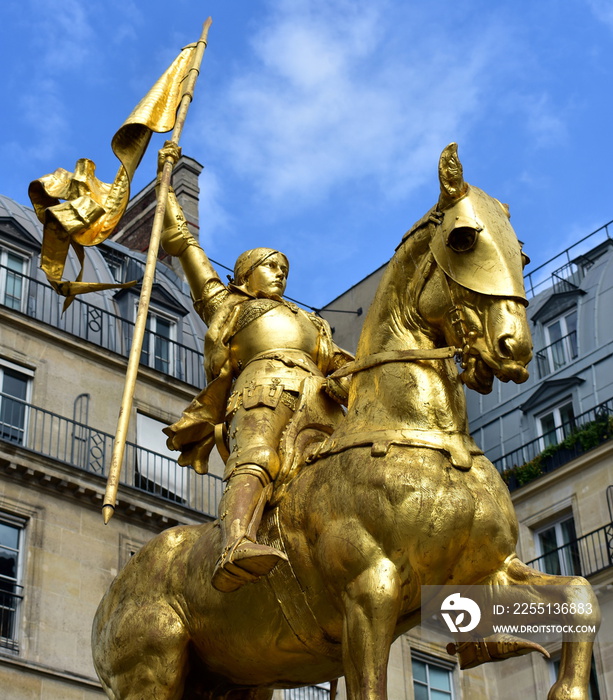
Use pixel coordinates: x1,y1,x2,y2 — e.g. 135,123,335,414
230,300,320,369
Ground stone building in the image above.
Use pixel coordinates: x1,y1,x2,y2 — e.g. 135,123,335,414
0,158,226,698
320,222,613,699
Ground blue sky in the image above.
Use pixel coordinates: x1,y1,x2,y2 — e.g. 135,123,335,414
1,0,613,309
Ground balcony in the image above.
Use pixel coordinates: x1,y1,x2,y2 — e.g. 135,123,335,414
494,400,613,490
0,264,205,388
0,582,23,653
0,392,223,518
535,330,578,378
523,218,613,299
526,522,613,578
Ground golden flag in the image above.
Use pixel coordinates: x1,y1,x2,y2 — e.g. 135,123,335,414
28,43,198,306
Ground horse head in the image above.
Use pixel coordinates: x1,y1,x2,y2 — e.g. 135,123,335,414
421,143,532,394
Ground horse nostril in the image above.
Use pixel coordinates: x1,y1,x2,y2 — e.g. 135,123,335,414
498,336,514,359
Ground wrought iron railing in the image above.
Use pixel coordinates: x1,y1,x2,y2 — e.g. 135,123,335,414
0,581,23,652
535,331,578,378
493,399,613,478
0,264,205,388
284,685,330,700
0,392,223,517
523,218,613,298
526,523,613,578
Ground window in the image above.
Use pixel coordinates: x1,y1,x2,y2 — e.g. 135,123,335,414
135,413,186,504
100,248,126,284
535,515,581,576
139,308,176,374
412,654,454,700
0,248,27,312
538,310,578,377
0,361,33,445
538,400,575,448
284,684,330,699
0,516,24,652
546,311,578,367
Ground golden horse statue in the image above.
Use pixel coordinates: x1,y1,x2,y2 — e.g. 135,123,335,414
92,144,599,700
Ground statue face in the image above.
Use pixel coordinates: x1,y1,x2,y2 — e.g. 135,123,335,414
245,253,288,296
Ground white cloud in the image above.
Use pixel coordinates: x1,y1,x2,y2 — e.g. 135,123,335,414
18,79,70,162
4,1,98,166
28,0,95,72
586,0,613,30
7,0,144,170
197,0,518,216
522,93,568,147
197,169,232,252
108,0,144,46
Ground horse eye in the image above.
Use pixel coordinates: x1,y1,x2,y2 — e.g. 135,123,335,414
447,226,479,252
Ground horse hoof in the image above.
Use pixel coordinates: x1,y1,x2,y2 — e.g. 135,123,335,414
447,634,549,670
547,681,589,700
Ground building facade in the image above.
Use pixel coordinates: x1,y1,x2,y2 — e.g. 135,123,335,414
0,160,228,697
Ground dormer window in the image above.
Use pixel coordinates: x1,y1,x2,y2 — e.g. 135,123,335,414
116,282,189,380
0,247,27,313
139,306,176,374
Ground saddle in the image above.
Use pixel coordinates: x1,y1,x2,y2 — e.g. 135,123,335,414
271,374,346,505
213,374,345,504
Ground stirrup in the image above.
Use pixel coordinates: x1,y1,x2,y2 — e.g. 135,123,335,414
211,538,287,593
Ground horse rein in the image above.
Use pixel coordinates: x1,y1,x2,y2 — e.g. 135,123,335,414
327,346,460,381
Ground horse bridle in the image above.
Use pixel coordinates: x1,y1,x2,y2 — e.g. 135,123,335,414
329,211,479,382
327,345,460,381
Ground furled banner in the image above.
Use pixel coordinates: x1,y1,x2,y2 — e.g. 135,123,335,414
28,43,198,307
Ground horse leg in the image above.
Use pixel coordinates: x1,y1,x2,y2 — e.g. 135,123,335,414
487,557,600,700
341,557,402,700
94,598,190,700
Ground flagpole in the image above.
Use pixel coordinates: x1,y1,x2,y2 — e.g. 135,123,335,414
102,17,212,524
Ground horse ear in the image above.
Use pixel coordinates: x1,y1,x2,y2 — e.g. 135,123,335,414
438,143,468,209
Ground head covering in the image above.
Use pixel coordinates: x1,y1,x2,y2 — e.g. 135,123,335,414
430,185,527,303
232,248,289,286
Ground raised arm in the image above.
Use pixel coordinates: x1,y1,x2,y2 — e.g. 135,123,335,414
157,143,227,324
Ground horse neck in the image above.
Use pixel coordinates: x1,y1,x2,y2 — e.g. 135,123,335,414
345,224,469,435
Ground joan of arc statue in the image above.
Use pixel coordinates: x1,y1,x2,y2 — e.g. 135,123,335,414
158,144,352,592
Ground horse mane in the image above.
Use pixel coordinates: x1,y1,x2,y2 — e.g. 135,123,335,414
366,204,440,341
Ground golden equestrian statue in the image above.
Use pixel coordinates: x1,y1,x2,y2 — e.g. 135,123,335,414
92,144,600,700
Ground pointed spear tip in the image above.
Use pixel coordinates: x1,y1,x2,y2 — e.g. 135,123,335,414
102,504,115,525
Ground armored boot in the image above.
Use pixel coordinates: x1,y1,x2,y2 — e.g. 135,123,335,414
212,470,287,593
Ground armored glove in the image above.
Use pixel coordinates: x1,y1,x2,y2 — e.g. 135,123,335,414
156,142,199,257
